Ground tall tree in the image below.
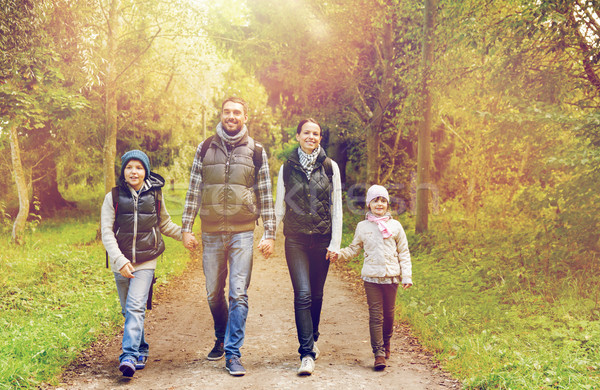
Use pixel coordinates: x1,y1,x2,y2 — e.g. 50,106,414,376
415,0,437,233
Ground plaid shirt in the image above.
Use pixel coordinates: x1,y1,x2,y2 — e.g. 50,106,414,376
182,138,276,240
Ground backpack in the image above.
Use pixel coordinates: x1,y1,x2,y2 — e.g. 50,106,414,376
200,135,263,177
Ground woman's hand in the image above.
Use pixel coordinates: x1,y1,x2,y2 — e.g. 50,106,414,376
402,283,412,290
119,262,135,279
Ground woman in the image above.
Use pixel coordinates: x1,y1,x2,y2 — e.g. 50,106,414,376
275,118,343,375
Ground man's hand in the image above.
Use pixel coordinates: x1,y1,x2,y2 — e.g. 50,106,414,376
326,250,338,262
257,238,274,259
119,262,135,279
183,232,198,251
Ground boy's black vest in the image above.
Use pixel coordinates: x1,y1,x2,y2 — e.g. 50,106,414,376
282,148,334,236
113,177,165,264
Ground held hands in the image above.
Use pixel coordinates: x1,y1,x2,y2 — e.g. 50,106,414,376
257,239,274,259
326,250,338,262
119,262,135,279
183,232,199,251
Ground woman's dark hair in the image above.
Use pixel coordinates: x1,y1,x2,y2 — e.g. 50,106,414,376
296,118,321,135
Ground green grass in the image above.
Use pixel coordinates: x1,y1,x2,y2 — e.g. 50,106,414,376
339,208,600,389
0,187,192,389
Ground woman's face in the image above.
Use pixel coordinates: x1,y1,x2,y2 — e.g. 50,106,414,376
296,121,322,154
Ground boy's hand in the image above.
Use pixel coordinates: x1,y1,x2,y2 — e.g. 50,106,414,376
257,239,274,259
402,283,412,290
326,250,338,262
119,262,135,279
183,232,198,250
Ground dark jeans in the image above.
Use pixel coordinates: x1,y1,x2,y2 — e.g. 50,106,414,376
363,281,398,357
285,234,331,359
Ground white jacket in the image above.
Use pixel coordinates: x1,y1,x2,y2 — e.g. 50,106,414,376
339,216,412,285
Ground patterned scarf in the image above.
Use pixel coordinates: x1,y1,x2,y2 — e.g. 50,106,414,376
297,145,321,179
216,122,248,148
367,212,393,239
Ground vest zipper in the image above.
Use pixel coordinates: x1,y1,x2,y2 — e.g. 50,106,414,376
132,196,138,263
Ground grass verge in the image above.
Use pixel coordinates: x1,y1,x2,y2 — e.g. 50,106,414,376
340,209,600,389
0,187,192,389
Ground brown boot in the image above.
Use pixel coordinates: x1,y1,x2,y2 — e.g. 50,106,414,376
383,341,391,359
374,356,386,371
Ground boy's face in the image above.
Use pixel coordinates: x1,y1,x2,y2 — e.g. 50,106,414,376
124,159,146,191
369,197,388,217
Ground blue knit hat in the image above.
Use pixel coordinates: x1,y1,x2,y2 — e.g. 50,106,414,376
121,149,151,177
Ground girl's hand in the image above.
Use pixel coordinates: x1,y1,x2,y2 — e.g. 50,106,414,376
326,250,338,262
402,283,412,290
119,262,135,279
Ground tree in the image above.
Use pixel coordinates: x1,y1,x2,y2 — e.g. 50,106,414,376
415,0,437,233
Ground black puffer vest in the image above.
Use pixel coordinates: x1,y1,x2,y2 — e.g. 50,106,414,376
200,133,260,233
115,173,165,263
283,148,332,236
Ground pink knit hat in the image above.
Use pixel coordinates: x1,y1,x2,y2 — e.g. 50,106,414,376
366,185,390,206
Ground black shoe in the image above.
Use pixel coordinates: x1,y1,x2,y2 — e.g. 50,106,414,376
207,340,225,361
119,357,136,377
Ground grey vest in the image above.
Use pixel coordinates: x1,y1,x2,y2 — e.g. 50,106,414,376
200,134,260,233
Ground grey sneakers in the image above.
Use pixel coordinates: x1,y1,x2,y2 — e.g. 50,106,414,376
226,356,246,376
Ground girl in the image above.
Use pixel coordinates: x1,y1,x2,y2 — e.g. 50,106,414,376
275,118,343,375
338,185,412,371
101,150,182,377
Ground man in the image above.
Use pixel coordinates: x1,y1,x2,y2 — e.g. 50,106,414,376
182,97,275,376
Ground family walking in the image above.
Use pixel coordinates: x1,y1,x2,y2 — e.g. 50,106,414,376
100,97,413,379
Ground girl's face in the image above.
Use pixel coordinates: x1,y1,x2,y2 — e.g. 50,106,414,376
369,196,388,217
296,121,322,154
124,159,146,191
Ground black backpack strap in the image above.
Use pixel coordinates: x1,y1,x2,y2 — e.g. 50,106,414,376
253,141,263,173
200,135,214,161
322,157,333,181
155,188,162,225
147,276,157,310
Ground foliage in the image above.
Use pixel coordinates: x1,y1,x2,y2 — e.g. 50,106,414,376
340,200,600,389
0,190,191,389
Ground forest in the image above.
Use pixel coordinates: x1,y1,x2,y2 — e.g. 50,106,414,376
1,0,600,388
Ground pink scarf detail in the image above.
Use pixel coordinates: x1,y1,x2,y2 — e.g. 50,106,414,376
367,213,392,239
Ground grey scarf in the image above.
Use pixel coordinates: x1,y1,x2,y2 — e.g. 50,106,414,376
216,122,248,149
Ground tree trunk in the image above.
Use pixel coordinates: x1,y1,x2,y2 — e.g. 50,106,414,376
366,20,394,185
8,121,29,245
103,0,119,194
31,155,75,216
415,0,437,234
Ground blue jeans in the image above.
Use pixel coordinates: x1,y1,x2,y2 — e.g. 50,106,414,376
114,269,154,362
285,234,331,359
202,231,254,359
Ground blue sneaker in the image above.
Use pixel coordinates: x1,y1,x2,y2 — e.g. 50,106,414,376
119,357,136,377
225,356,246,376
136,355,147,370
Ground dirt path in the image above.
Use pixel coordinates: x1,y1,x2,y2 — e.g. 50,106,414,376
55,228,461,390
